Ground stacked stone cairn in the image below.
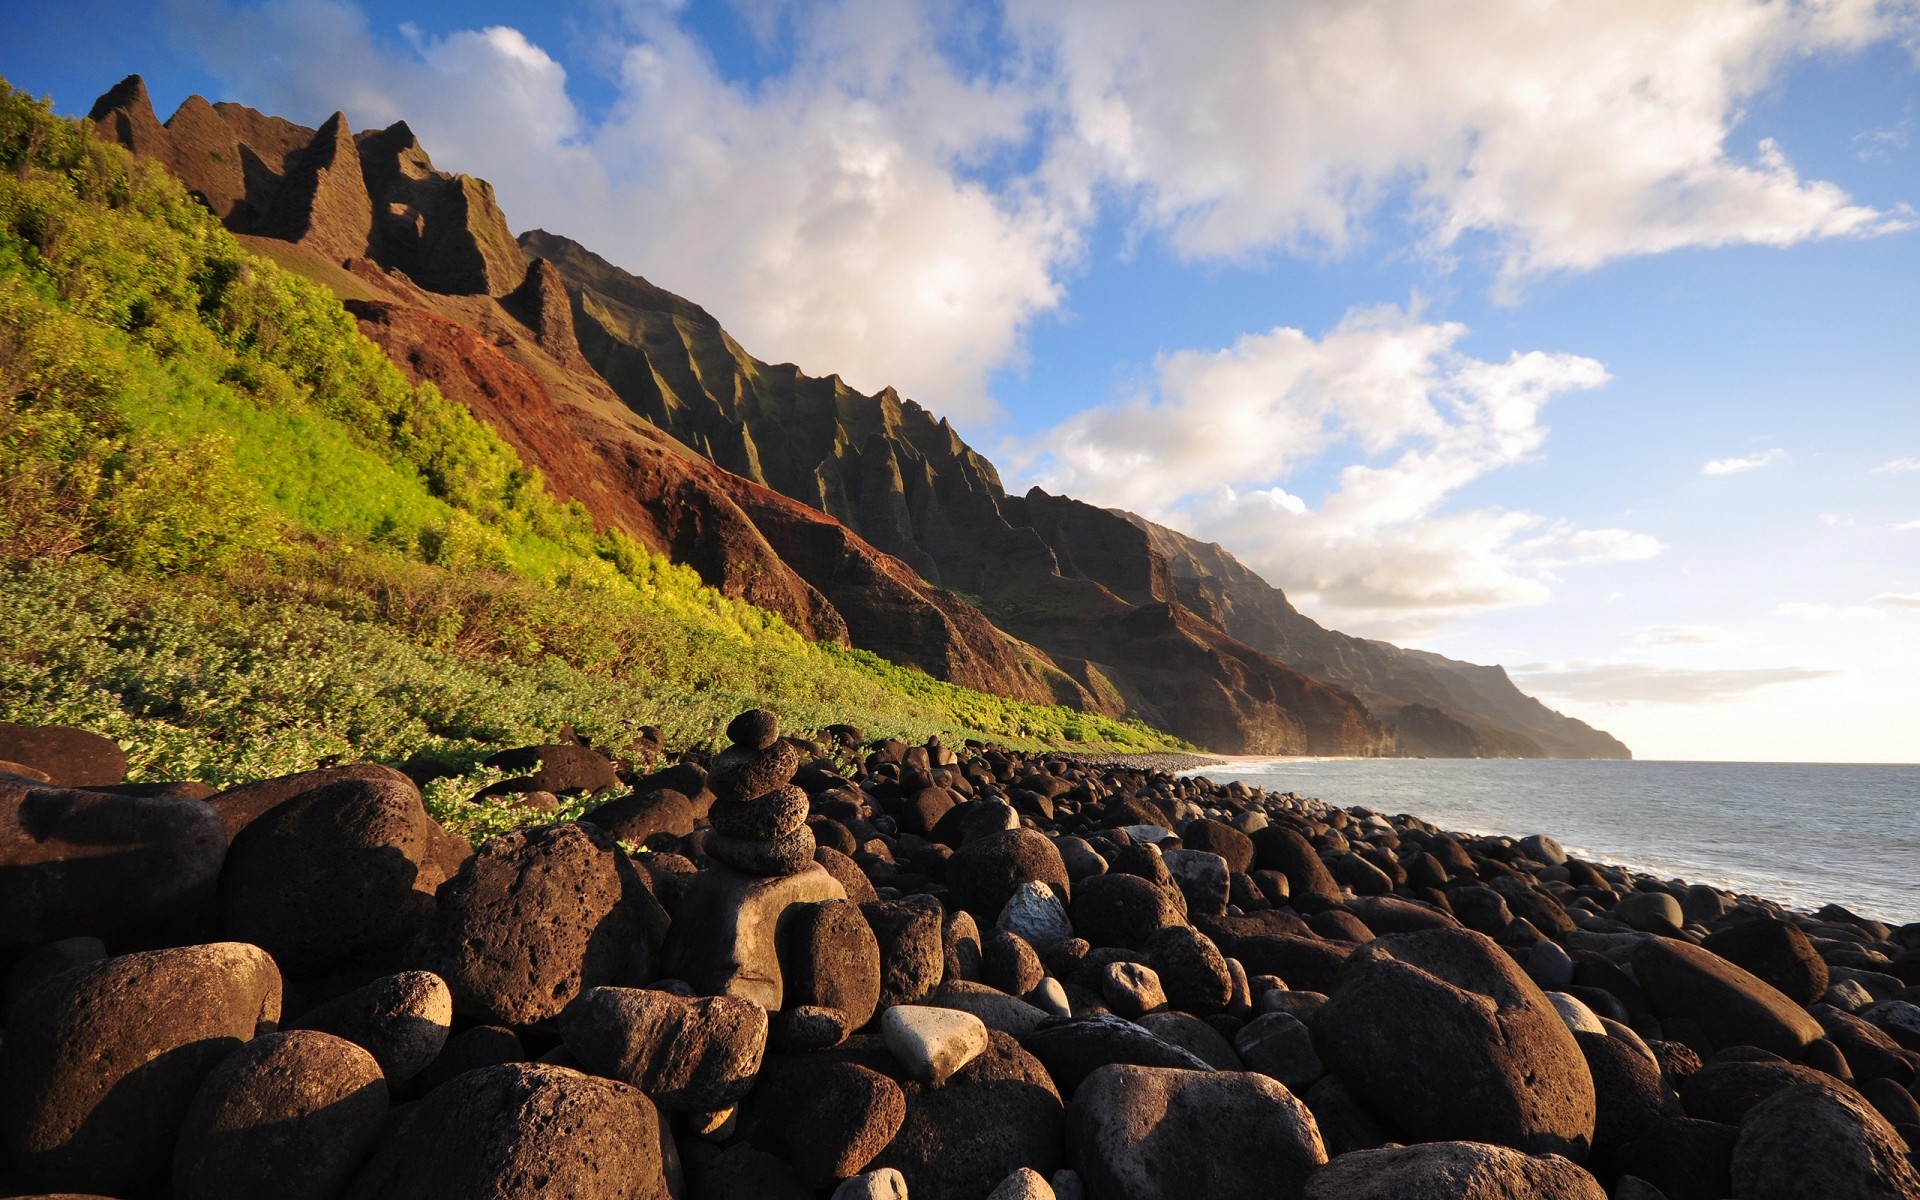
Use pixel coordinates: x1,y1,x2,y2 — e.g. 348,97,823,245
704,708,813,876
4,713,1920,1200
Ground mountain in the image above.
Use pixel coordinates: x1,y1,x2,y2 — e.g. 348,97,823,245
87,75,1626,758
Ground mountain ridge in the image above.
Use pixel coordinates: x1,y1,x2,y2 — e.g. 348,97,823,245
87,74,1626,758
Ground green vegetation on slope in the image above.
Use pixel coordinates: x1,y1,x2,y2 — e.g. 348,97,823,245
0,82,1187,785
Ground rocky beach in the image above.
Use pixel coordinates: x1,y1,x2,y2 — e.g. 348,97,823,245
3,714,1918,1200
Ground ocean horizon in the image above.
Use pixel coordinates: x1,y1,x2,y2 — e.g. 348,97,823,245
1185,757,1920,927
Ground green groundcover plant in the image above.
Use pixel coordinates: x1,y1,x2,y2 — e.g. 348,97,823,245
0,80,1187,823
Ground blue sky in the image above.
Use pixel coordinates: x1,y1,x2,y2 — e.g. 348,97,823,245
7,0,1919,761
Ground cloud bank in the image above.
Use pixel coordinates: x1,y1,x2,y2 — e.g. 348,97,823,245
1510,662,1840,705
172,0,1914,422
1018,304,1662,633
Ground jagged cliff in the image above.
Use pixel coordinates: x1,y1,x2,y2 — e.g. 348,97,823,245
89,75,1627,758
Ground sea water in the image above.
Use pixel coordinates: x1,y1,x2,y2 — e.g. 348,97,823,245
1188,758,1920,926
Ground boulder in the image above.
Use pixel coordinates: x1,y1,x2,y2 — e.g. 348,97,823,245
666,862,846,1009
984,928,1045,997
923,980,1048,1039
0,943,282,1195
1020,1012,1215,1097
947,830,1071,923
1136,1011,1242,1070
1632,936,1823,1056
1704,918,1830,1006
1099,961,1166,1019
344,1063,669,1199
772,1059,906,1186
1070,873,1185,951
206,763,416,842
1251,826,1340,902
1303,1140,1608,1200
174,1030,387,1200
998,881,1075,948
781,898,884,1031
479,742,621,797
1235,1012,1324,1092
1144,925,1233,1016
1681,1057,1835,1126
0,783,226,954
1577,1027,1678,1152
1180,819,1254,874
1313,928,1597,1160
410,822,667,1025
581,788,696,844
869,1030,1065,1200
862,896,947,1009
287,969,452,1083
1226,933,1351,994
1070,1065,1325,1200
561,986,767,1111
218,776,435,976
1731,1082,1920,1200
0,723,126,787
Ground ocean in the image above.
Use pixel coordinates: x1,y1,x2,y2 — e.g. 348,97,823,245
1186,758,1920,927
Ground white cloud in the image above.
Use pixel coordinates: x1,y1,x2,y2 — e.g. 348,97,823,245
1017,304,1650,633
1010,0,1912,291
169,0,1918,423
1896,520,1920,530
1870,592,1920,608
176,0,1074,422
1702,448,1786,475
1511,661,1840,705
1874,456,1920,473
1636,625,1729,646
1819,512,1856,526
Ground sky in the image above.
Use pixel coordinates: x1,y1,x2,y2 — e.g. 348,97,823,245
5,0,1919,762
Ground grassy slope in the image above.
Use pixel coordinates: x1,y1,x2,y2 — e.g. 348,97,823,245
0,82,1188,792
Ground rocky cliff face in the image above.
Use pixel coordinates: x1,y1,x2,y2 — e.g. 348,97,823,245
90,75,1627,757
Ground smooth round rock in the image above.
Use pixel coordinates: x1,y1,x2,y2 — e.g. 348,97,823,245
862,896,947,1010
1732,1082,1920,1200
783,897,884,1031
1313,928,1597,1160
777,1060,906,1185
947,830,1071,923
1615,891,1685,934
727,709,781,750
0,943,282,1195
1235,1012,1324,1092
219,777,435,976
560,987,768,1112
0,723,126,787
999,881,1075,948
1070,1065,1326,1200
344,1062,668,1199
833,1168,910,1200
869,1030,1064,1200
1633,935,1823,1056
174,1030,387,1200
1,783,226,954
883,1005,990,1086
984,929,1045,997
287,970,452,1083
1071,873,1186,951
581,789,696,844
1021,1012,1215,1097
1303,1140,1607,1200
1144,925,1233,1017
409,822,666,1025
1703,917,1831,1007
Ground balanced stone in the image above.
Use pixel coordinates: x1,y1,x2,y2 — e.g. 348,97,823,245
711,785,810,841
664,862,847,1009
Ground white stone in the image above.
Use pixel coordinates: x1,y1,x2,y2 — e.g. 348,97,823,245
833,1167,909,1200
1547,991,1607,1035
1122,824,1172,846
997,881,1073,948
881,1004,989,1086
